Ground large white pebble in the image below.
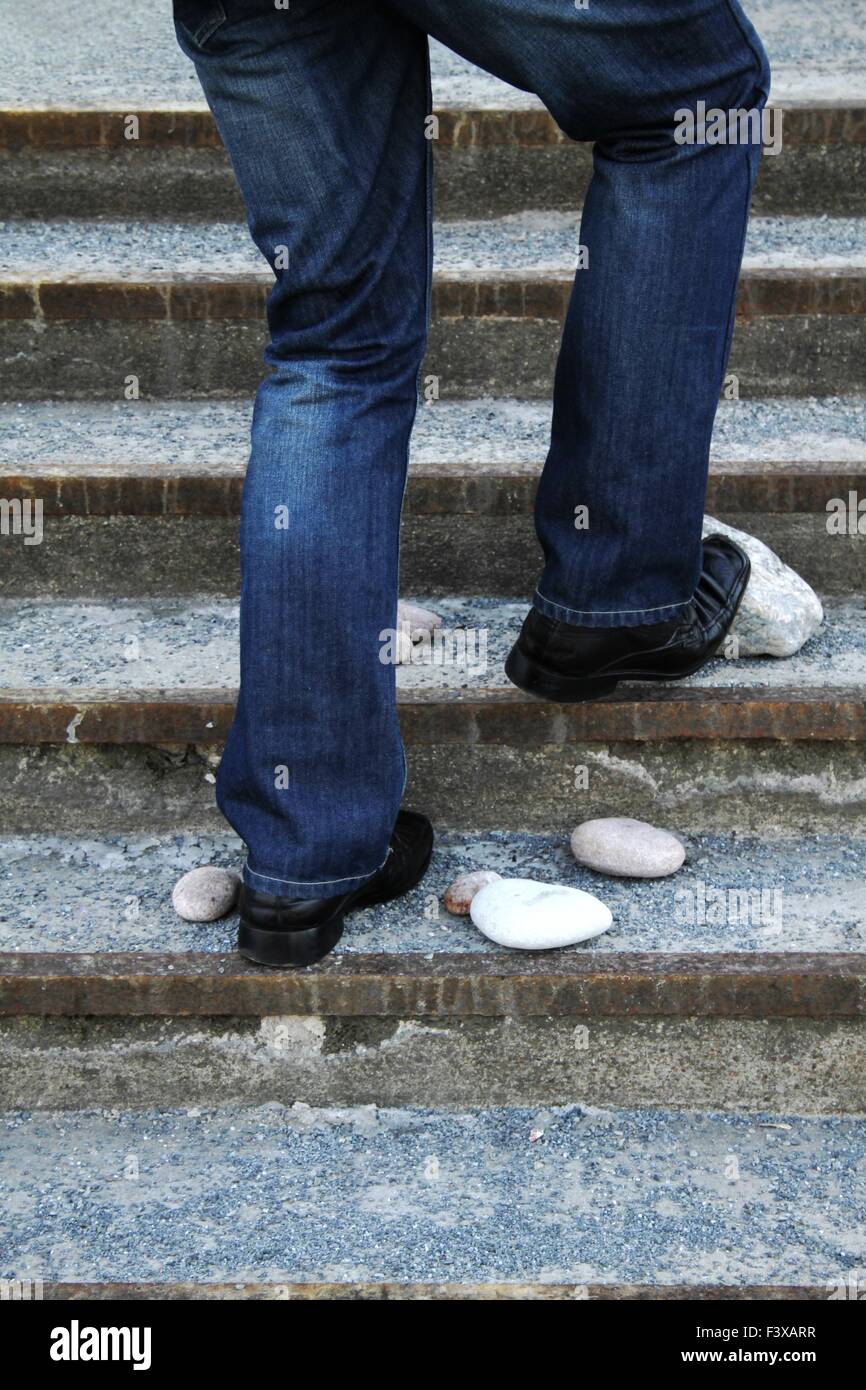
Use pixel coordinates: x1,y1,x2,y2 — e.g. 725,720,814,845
702,517,823,657
470,877,611,950
571,817,685,879
172,866,240,922
443,870,502,915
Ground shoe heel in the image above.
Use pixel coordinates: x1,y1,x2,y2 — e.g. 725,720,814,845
505,646,618,703
238,914,344,968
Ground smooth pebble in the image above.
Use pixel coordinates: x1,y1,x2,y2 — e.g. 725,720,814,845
172,866,240,922
703,516,823,657
470,877,612,950
443,870,502,915
570,817,685,879
397,601,444,642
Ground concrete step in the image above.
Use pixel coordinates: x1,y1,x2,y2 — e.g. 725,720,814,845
3,0,863,111
33,1281,838,1300
3,829,862,955
1,1103,864,1292
2,216,864,399
2,0,864,218
4,102,863,222
0,595,864,836
2,595,863,694
1,397,863,596
4,954,865,1112
1,826,864,1110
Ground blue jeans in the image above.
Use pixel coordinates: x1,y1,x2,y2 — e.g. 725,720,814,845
173,0,770,897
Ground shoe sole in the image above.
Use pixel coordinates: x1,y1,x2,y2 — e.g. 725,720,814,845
237,835,434,969
238,913,345,969
504,645,619,702
506,551,751,704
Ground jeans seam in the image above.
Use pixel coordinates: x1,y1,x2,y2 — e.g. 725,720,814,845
535,587,691,618
244,853,387,891
722,0,771,99
396,33,432,809
176,0,227,50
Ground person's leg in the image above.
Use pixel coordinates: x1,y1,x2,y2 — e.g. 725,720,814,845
388,0,770,626
172,0,431,898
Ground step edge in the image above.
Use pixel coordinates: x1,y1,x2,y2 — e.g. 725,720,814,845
1,462,863,518
34,1279,834,1301
0,686,862,745
2,949,864,1018
1,98,862,150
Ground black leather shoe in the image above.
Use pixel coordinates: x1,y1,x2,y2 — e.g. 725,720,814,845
505,535,750,703
237,809,434,968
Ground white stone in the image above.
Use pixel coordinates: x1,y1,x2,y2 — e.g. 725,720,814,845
470,877,612,950
397,601,444,643
570,817,685,879
443,869,502,915
703,517,823,657
172,866,240,922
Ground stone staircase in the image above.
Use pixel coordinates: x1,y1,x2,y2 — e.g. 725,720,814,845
0,0,864,1299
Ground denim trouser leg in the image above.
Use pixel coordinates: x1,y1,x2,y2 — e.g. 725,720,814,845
174,1,431,895
173,0,770,892
387,0,771,625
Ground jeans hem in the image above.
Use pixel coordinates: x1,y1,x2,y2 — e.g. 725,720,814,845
533,587,692,629
242,853,387,898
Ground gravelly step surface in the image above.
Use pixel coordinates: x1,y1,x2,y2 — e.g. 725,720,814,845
1,0,864,107
2,1103,865,1285
3,396,866,470
1,398,861,600
0,596,858,693
3,221,860,401
3,214,865,276
1,830,863,955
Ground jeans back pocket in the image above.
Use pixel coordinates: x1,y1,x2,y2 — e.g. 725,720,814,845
173,0,227,49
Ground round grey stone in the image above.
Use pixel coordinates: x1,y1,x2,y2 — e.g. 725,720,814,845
570,817,685,879
172,866,240,922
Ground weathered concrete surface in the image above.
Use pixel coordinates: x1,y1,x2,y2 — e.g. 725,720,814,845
0,743,221,834
1,740,865,835
5,395,865,474
1,213,863,401
426,314,866,401
2,0,865,110
5,950,866,1019
1,397,861,595
1,1013,864,1112
1,829,863,955
2,302,863,401
4,114,864,221
4,690,864,747
2,595,863,693
2,1103,865,1285
405,741,866,834
39,1280,829,1299
0,509,861,601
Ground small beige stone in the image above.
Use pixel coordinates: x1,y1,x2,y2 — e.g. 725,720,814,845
397,601,444,642
570,817,685,879
443,869,502,915
172,866,240,922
